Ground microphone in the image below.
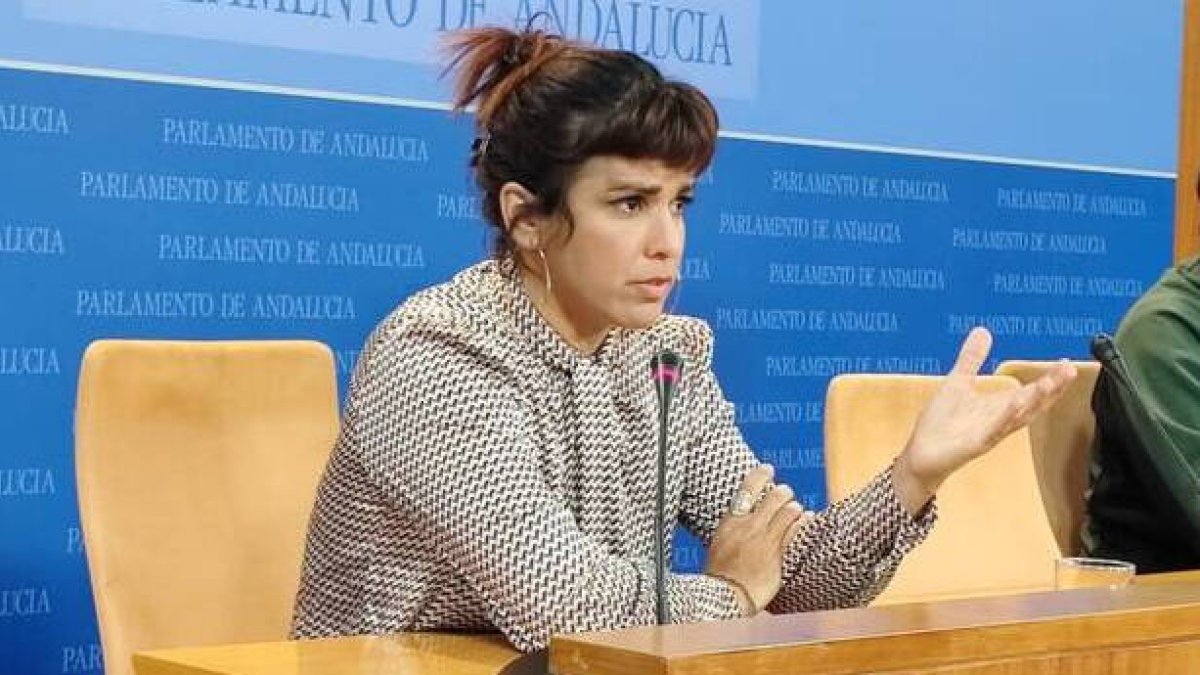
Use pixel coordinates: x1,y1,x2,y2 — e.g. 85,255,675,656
1089,331,1181,451
649,349,683,626
1090,333,1162,441
1090,333,1123,380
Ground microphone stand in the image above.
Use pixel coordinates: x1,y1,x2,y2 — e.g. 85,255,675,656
650,350,683,625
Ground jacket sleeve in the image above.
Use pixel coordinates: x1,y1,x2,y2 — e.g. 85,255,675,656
346,327,742,652
675,328,936,613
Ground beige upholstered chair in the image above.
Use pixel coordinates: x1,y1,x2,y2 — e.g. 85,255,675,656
824,374,1059,604
74,340,339,675
996,360,1102,556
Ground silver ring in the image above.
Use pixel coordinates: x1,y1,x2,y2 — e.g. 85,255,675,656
730,490,756,516
730,482,776,516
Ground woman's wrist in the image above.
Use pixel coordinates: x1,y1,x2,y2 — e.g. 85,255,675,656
893,451,939,518
709,573,758,617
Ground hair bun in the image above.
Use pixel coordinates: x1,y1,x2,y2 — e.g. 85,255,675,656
503,29,560,66
445,27,570,130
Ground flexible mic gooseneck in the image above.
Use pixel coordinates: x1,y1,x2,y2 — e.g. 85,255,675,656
649,350,683,626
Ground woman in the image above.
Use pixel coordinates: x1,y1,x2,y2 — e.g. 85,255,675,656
291,27,1075,652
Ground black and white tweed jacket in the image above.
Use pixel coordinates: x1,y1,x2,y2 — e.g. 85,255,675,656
291,258,935,652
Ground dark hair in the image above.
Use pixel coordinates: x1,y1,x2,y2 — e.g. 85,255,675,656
444,27,719,255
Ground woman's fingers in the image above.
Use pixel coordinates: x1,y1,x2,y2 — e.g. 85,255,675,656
1041,361,1077,401
949,327,993,379
766,499,804,550
780,512,809,556
725,468,806,549
729,464,775,518
757,483,793,519
1006,361,1077,427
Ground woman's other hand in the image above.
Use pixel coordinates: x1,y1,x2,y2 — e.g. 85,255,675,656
705,465,811,615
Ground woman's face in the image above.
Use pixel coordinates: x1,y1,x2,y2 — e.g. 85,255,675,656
536,155,693,346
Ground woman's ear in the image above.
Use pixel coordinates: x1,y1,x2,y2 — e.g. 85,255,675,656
499,182,544,252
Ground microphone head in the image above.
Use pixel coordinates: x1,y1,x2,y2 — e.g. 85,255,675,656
1091,332,1118,363
650,350,683,389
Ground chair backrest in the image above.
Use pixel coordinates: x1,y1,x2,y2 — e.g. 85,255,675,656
75,340,339,675
824,374,1059,604
995,360,1101,556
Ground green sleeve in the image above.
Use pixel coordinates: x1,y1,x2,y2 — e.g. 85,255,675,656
1116,299,1200,530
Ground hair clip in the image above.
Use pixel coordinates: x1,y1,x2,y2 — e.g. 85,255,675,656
502,43,522,66
470,132,491,164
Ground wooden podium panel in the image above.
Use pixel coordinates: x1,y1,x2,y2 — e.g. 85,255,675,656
134,633,524,675
550,575,1200,674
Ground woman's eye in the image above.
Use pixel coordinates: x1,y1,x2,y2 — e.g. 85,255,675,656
672,196,694,214
615,196,643,213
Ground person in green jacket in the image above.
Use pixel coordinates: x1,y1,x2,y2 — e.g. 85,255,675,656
1084,174,1200,572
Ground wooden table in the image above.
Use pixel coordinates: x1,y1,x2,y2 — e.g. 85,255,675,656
135,572,1200,675
553,571,1200,674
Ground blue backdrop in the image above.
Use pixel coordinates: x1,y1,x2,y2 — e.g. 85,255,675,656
0,2,1183,673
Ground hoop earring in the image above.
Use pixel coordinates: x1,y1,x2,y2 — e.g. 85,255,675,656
537,248,553,297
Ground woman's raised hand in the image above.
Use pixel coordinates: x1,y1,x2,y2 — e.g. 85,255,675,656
892,327,1077,515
